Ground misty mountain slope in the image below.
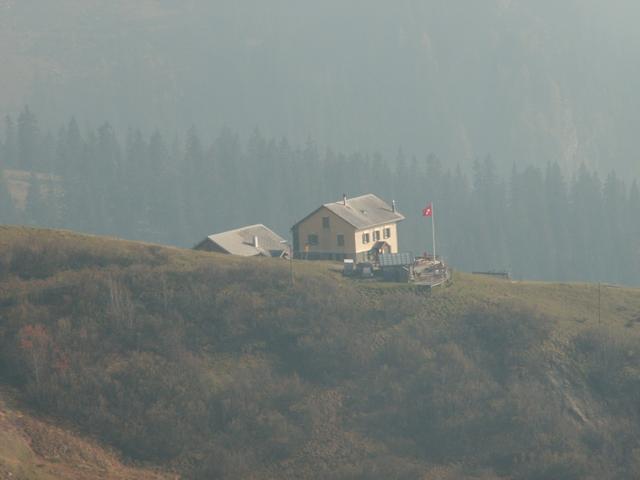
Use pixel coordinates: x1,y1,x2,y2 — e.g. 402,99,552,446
2,226,640,478
2,1,640,175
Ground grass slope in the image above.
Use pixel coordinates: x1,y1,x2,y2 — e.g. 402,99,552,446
0,387,171,480
2,226,640,479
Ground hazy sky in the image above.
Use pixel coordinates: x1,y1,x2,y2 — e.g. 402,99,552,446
2,1,640,175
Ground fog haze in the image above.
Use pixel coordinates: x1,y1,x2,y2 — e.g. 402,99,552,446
6,5,640,479
3,1,640,175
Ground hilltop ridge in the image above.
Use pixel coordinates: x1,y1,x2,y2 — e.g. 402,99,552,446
1,226,640,479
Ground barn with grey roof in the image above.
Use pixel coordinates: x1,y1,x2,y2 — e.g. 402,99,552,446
194,224,288,258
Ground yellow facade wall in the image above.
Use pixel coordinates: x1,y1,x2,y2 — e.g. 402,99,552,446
296,207,356,255
354,223,399,254
295,207,400,259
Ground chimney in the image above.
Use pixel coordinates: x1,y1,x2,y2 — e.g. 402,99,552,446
253,235,259,248
343,193,347,206
392,200,396,213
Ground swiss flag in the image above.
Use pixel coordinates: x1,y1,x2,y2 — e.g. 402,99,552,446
422,203,433,217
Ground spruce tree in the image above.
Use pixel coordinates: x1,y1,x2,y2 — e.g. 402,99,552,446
17,106,39,170
3,116,17,169
0,169,17,224
544,162,571,280
24,174,49,226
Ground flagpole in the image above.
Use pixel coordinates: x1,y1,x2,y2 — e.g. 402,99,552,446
431,203,436,263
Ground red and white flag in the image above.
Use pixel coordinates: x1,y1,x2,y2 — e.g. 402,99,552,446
422,202,433,217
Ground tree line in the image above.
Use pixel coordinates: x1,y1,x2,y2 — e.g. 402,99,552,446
1,107,639,285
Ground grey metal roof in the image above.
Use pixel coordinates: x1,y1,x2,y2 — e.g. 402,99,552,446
379,252,414,267
320,194,405,230
202,224,287,257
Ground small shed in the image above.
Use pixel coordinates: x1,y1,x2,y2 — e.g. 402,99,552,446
379,253,415,282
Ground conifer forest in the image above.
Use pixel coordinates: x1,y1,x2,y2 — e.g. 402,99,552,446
1,108,638,285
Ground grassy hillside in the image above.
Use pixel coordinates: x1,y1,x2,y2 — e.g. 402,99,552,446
2,226,640,479
0,387,171,480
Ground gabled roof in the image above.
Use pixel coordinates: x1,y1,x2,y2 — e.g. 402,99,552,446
294,194,405,230
197,224,287,257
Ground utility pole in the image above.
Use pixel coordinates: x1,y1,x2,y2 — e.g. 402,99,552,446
431,205,436,262
281,239,294,286
422,202,436,262
289,243,294,286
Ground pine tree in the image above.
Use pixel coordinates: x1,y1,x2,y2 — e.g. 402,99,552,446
603,171,627,282
17,106,40,170
520,166,548,279
471,156,508,272
24,174,50,226
182,126,206,240
443,164,472,267
3,116,17,168
0,169,17,224
569,164,603,281
627,180,640,281
94,122,122,235
58,118,86,229
544,162,571,280
120,128,150,239
212,128,243,231
147,130,171,242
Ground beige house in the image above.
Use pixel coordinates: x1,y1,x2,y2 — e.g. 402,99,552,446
292,194,405,262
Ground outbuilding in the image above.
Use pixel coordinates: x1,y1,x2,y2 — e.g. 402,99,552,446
194,224,288,258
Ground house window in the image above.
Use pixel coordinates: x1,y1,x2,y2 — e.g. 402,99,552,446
362,232,370,244
322,217,330,229
307,234,319,246
337,234,345,246
373,230,381,241
383,228,391,239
